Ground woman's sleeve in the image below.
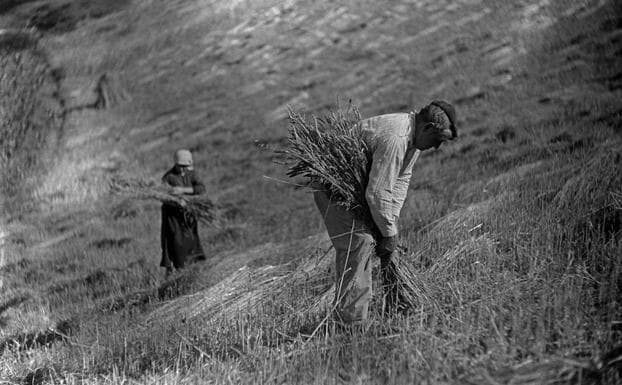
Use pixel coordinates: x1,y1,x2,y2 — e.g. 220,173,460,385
191,172,206,194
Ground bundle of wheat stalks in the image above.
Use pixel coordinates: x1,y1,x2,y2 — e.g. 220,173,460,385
380,251,437,314
279,103,423,312
109,176,219,227
279,104,375,226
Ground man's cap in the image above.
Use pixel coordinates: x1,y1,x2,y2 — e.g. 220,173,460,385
174,149,193,166
430,100,458,138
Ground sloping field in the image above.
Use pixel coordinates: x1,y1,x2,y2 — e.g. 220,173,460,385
1,0,621,383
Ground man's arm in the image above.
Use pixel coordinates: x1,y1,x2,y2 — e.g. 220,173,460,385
365,135,405,238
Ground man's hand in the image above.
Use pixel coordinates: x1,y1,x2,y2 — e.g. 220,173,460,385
377,235,398,255
377,236,399,297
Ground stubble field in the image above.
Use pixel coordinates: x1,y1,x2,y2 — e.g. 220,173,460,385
1,0,621,383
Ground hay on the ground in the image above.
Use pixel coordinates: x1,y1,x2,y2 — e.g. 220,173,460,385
553,146,622,240
109,176,220,227
554,145,622,211
465,348,622,385
145,245,335,326
427,234,497,276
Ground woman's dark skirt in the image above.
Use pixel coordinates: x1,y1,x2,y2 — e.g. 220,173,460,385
160,204,206,269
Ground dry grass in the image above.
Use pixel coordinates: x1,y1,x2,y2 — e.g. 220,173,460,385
553,143,622,212
381,251,438,314
0,30,63,202
146,248,334,327
2,0,622,384
279,104,374,228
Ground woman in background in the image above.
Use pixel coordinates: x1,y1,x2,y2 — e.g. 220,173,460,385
160,149,206,276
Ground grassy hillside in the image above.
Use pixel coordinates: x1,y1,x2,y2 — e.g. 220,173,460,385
1,0,621,383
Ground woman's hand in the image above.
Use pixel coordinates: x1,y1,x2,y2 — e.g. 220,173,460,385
171,186,192,195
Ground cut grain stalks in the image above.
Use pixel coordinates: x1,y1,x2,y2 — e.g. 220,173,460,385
145,247,335,327
277,103,375,231
427,234,497,276
381,249,440,315
109,176,220,227
552,146,622,241
553,145,622,212
465,347,622,385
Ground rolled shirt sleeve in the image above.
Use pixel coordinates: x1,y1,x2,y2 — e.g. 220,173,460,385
365,135,406,237
361,113,418,238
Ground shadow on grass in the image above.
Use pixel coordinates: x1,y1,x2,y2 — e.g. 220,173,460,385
0,318,76,353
